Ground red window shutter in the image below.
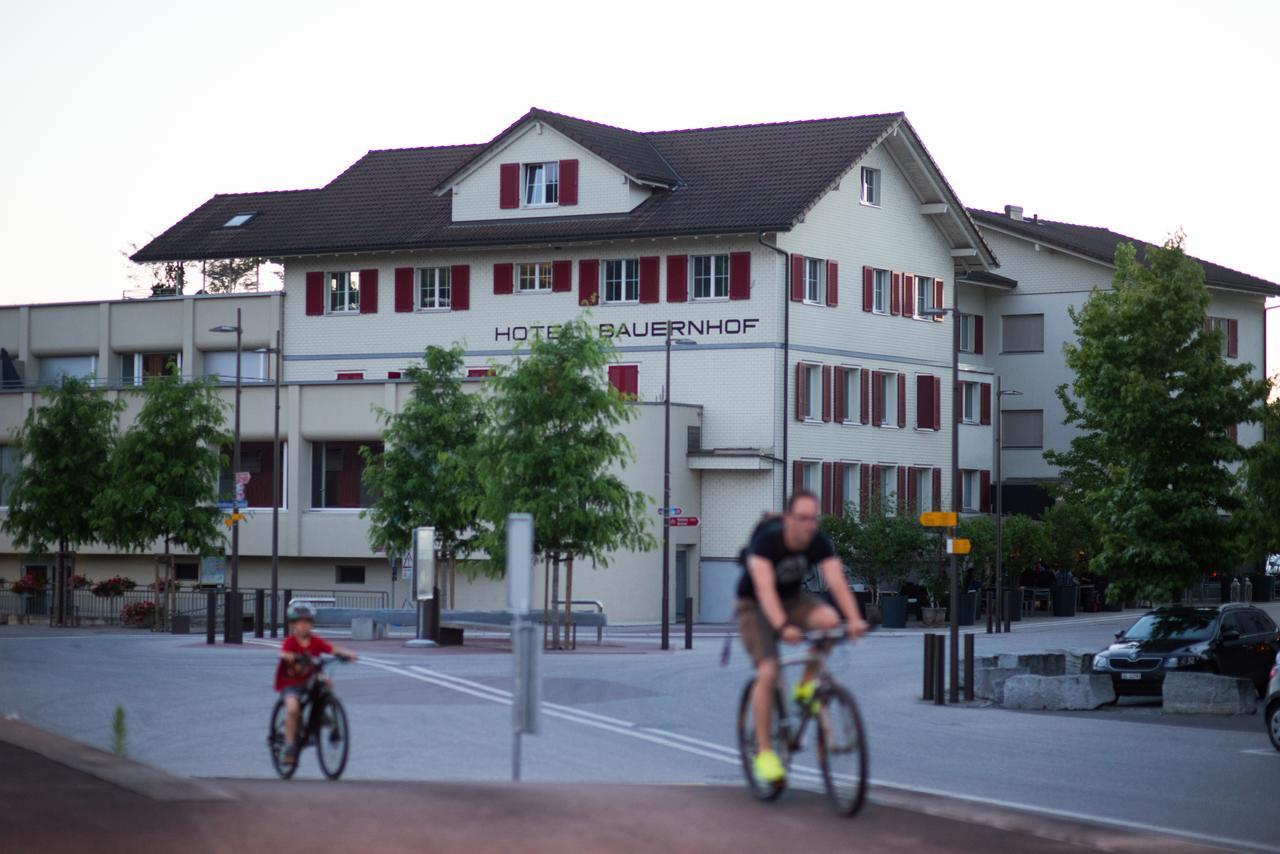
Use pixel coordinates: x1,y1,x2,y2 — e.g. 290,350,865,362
933,376,941,432
558,159,578,206
890,272,901,315
790,254,805,302
862,266,874,312
305,271,325,316
638,256,660,304
1227,423,1239,442
450,265,470,310
860,370,870,425
792,460,804,498
499,163,520,209
729,251,751,300
916,374,930,430
336,372,363,381
974,314,984,354
871,371,883,426
980,470,992,512
468,367,494,379
872,465,883,505
666,255,688,303
493,263,514,295
832,463,845,518
387,371,402,380
907,467,918,513
860,465,871,518
826,261,838,307
902,274,915,320
394,267,414,312
627,365,639,398
821,365,832,422
607,365,638,399
933,278,944,321
1227,319,1238,358
897,372,907,428
579,259,600,306
821,462,833,515
980,382,992,425
552,259,572,293
896,467,907,513
358,269,378,314
607,365,622,393
932,468,942,511
795,363,807,421
833,367,845,422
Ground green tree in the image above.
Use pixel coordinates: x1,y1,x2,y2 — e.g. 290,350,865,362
475,318,654,648
958,515,996,584
2,376,121,625
823,495,927,605
361,345,483,607
202,258,264,294
1001,515,1049,584
1045,237,1269,601
1041,499,1098,577
1235,394,1280,564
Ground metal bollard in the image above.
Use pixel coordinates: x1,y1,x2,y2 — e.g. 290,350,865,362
206,589,216,645
986,593,994,634
923,634,936,700
1230,578,1241,603
254,589,265,638
1243,577,1253,603
964,634,975,702
932,635,945,705
684,597,693,650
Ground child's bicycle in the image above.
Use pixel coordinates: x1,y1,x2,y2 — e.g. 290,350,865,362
267,654,351,780
736,629,868,815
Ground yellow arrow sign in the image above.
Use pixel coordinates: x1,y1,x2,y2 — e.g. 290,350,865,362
919,511,958,528
947,538,972,555
224,513,246,526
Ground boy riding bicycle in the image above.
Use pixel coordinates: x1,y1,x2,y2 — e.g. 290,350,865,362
275,602,358,767
737,490,868,786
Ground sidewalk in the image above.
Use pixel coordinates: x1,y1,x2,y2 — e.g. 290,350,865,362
0,718,1223,854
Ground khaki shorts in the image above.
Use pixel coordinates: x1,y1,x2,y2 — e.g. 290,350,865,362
735,593,826,665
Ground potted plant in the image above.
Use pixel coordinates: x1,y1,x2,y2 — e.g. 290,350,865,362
852,495,925,629
121,600,157,627
921,562,949,627
92,576,136,598
71,574,91,590
11,573,44,595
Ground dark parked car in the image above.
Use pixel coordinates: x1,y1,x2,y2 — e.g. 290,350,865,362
1266,652,1280,752
1092,604,1280,697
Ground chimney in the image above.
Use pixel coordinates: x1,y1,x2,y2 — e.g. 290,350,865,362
1004,205,1024,221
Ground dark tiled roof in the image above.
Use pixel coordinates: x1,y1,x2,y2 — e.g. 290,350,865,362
969,209,1280,296
132,112,906,262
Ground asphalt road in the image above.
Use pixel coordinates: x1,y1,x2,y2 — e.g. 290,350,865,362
2,606,1278,852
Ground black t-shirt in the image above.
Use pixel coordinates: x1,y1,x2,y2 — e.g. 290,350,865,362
736,518,836,601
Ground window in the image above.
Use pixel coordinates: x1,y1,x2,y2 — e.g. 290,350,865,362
801,364,822,420
328,271,361,314
1002,313,1044,353
608,364,638,399
37,355,96,386
961,470,980,511
914,468,934,513
518,262,553,292
1207,316,1236,358
523,161,559,206
840,463,858,516
121,352,180,386
222,212,255,228
877,371,898,426
692,255,730,300
204,351,267,383
958,313,975,352
219,441,286,508
800,461,820,494
174,562,199,582
879,464,897,505
311,441,383,509
603,259,640,304
804,257,825,304
914,276,935,318
1002,410,1044,449
418,267,451,310
336,565,366,585
0,445,19,507
839,367,860,423
872,269,890,314
860,167,881,206
961,382,979,423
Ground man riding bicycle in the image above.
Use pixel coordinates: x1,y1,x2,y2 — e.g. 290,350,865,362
737,490,868,786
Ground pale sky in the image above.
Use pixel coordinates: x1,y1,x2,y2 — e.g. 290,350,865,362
2,0,1277,378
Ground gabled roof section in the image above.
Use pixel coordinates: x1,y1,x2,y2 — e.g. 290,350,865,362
969,209,1280,297
434,107,683,193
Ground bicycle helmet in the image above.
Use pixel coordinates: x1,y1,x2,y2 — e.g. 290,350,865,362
286,601,316,623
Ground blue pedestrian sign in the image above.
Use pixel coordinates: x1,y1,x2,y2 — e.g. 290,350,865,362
657,506,683,517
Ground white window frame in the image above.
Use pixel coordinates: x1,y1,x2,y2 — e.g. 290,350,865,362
38,354,98,387
803,363,822,421
961,470,979,512
523,161,559,207
327,271,360,314
914,276,935,319
840,462,859,517
860,167,881,207
879,371,898,427
841,366,860,424
518,262,554,293
879,464,897,505
872,269,890,314
961,381,978,424
603,259,640,305
915,467,933,512
122,351,182,386
417,267,451,311
958,313,975,353
1208,316,1230,357
803,257,825,305
692,254,730,301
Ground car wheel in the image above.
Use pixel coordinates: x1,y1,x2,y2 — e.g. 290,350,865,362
1268,701,1280,752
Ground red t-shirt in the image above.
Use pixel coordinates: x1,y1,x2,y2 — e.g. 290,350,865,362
274,634,334,691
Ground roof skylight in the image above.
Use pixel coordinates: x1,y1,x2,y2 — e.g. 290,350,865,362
222,212,256,228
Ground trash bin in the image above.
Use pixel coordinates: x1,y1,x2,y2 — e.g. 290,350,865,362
1004,588,1023,622
1052,584,1077,617
170,615,191,634
957,591,977,626
880,594,908,629
1250,574,1274,603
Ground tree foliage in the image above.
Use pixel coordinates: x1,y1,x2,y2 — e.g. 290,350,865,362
822,495,927,603
93,370,230,556
1045,237,1268,601
1236,394,1280,562
202,258,264,294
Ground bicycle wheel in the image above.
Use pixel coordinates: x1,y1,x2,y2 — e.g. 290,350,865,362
816,683,868,816
268,699,298,780
736,678,791,801
315,695,350,780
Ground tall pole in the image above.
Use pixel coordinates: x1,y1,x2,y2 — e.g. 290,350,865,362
995,374,1006,633
230,308,242,644
661,330,672,651
270,328,281,638
949,306,960,703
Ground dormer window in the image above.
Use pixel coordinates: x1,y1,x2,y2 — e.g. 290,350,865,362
524,162,559,206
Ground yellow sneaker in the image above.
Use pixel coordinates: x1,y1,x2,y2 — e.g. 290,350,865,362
753,748,786,785
793,679,821,715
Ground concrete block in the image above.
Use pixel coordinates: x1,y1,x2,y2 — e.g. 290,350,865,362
973,666,1030,703
1162,673,1257,715
1002,675,1116,710
351,617,385,641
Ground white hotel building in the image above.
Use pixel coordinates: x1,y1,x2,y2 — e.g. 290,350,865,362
0,109,1274,622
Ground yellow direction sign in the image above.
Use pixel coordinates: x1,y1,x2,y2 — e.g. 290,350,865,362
919,511,958,528
224,513,246,526
947,538,972,555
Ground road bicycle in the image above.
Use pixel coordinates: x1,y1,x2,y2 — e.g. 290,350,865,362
268,654,351,780
736,629,868,816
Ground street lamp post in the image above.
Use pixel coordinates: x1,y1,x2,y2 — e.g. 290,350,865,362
255,331,283,639
661,332,698,651
211,310,243,644
924,305,959,702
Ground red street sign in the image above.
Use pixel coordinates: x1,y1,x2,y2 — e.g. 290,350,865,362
669,516,699,527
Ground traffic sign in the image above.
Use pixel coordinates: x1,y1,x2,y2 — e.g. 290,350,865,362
234,483,246,503
224,513,245,526
947,538,971,555
670,516,699,527
919,511,958,527
235,471,252,485
657,507,684,517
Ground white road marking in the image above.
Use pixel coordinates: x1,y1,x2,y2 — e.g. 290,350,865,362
1240,748,1279,757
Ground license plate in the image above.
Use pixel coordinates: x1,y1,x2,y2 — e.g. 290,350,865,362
1120,673,1142,681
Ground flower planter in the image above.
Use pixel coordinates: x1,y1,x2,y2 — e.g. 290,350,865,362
921,606,947,627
